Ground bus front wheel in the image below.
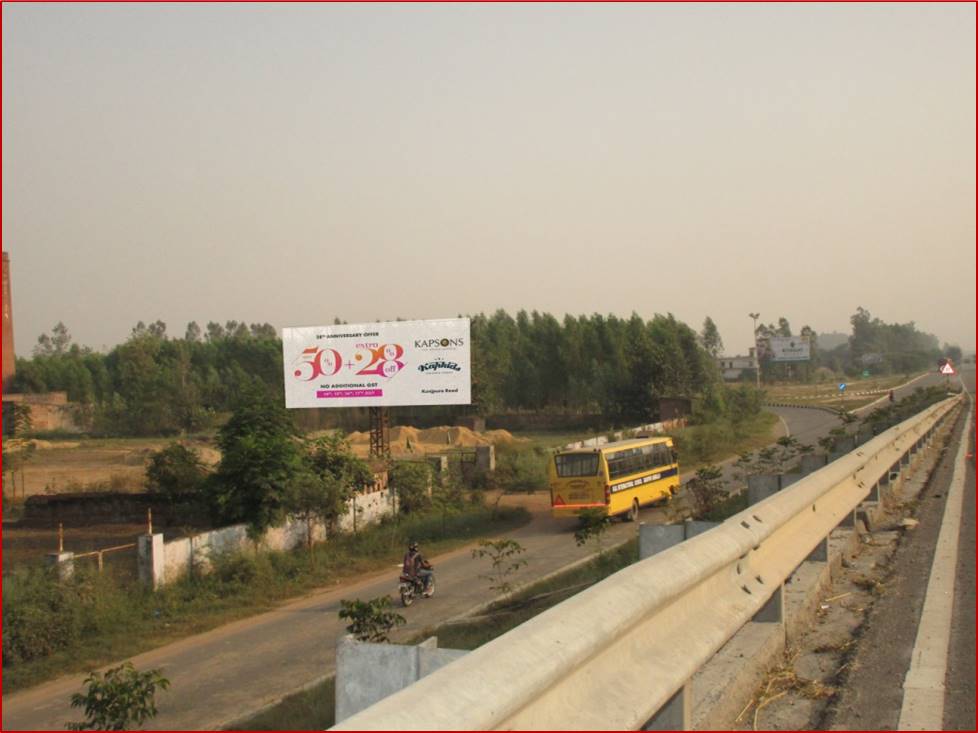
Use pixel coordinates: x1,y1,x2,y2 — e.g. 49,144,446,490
625,499,639,522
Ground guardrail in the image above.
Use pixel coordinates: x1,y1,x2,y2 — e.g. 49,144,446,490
335,395,962,730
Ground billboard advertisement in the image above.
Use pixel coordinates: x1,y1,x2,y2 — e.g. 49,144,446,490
767,335,811,362
282,318,471,408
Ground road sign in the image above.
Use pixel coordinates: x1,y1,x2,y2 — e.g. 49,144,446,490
839,383,847,392
940,362,956,376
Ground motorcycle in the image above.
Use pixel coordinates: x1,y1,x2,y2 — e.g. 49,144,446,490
398,567,435,607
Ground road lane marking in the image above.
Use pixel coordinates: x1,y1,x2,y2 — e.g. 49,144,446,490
898,396,972,730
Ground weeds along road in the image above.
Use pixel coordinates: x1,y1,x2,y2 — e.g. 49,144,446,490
0,378,949,731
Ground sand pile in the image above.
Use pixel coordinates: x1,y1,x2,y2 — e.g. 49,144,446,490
339,425,523,456
4,438,81,452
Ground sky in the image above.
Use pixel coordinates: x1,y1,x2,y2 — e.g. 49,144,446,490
3,2,975,358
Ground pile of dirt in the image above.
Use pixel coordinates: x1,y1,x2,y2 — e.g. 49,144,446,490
341,425,522,456
4,438,81,452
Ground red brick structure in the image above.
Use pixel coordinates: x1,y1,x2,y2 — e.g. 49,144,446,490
2,251,14,392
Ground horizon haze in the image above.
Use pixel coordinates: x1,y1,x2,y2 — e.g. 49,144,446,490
3,3,975,357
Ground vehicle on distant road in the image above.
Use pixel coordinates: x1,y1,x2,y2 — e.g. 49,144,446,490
549,437,679,522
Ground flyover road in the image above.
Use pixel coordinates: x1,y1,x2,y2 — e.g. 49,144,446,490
0,372,955,731
827,364,975,730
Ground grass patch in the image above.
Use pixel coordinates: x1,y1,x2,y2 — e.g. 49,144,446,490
232,540,638,730
670,412,778,473
2,504,530,693
763,373,925,409
229,677,336,731
433,539,637,651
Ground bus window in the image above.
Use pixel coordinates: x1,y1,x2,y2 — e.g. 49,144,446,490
555,454,600,478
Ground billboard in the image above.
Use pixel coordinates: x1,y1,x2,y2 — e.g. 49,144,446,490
282,318,471,408
766,335,811,362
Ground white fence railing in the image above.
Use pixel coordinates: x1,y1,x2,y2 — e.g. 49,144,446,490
335,395,962,730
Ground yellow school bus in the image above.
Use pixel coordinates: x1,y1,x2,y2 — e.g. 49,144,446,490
549,437,679,521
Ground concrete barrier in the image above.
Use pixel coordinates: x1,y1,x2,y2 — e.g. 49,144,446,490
335,636,468,723
333,396,961,730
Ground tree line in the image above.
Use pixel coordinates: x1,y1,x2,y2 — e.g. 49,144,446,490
12,311,726,436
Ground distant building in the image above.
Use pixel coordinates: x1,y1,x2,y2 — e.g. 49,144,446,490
716,349,757,381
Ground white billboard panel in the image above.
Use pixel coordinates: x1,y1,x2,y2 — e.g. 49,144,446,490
282,318,471,408
768,335,811,362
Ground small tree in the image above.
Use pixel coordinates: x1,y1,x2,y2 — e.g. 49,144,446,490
308,432,373,488
471,539,527,594
145,443,208,500
338,597,406,643
66,662,169,731
283,470,342,553
773,436,799,474
207,386,307,535
686,465,725,516
390,461,432,514
701,316,724,358
574,508,612,554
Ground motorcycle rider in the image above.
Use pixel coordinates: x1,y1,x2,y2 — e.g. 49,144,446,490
402,541,433,597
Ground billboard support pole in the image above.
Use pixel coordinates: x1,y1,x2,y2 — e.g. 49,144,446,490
369,407,390,459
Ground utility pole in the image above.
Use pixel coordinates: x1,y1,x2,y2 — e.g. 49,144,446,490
748,312,761,389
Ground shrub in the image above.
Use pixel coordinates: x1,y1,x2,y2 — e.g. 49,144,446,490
493,448,548,492
145,443,208,498
390,461,432,514
67,661,170,731
338,597,405,643
686,465,725,516
2,568,85,666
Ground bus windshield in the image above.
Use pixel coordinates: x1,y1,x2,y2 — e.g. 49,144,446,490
554,454,600,478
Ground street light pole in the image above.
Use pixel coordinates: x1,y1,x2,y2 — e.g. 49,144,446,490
748,313,761,389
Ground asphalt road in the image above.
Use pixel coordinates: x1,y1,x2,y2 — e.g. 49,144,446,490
0,371,958,730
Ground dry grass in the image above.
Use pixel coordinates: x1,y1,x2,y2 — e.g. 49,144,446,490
737,650,837,730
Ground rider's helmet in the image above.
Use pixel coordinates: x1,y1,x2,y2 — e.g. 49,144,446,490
408,541,419,552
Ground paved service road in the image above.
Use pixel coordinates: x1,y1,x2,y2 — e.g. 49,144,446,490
0,371,956,730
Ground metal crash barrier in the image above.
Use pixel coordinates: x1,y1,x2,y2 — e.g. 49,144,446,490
335,396,962,731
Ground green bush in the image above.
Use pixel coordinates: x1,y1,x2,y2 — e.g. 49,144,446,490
389,461,432,514
493,448,548,492
145,443,208,498
2,568,85,665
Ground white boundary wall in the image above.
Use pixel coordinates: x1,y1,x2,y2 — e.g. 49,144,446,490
159,473,395,586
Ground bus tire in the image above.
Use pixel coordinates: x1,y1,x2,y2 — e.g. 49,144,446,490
626,499,639,522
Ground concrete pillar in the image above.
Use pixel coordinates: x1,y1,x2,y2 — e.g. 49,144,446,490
474,445,495,473
836,509,857,528
747,474,779,506
806,538,828,562
863,479,877,501
800,454,827,475
684,520,718,539
335,636,468,723
46,551,74,581
752,583,784,623
426,455,448,485
643,685,690,730
138,533,165,590
639,524,684,560
779,473,803,489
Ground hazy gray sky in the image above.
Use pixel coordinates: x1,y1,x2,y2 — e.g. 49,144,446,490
3,3,975,357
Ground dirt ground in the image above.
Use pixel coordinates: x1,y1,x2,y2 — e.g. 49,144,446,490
730,499,923,729
312,425,525,459
2,427,524,500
